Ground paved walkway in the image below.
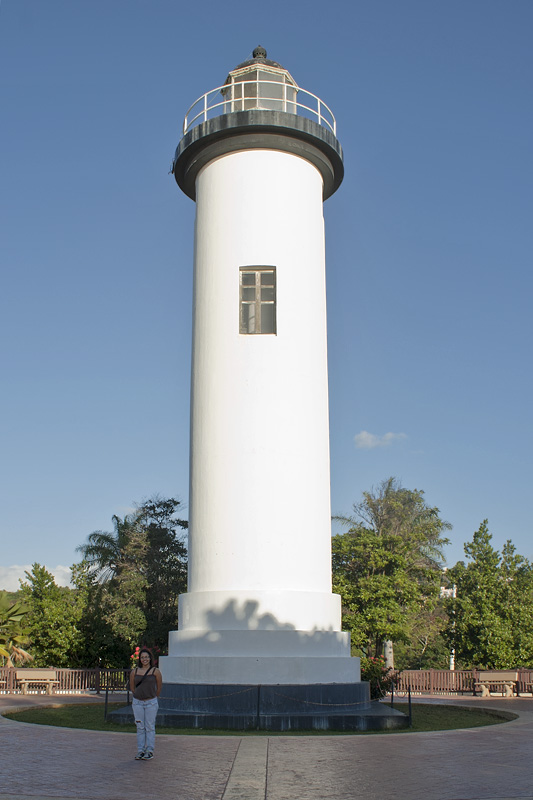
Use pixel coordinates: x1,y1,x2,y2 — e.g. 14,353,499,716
1,693,533,800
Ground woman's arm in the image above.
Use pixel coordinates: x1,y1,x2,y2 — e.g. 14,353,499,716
155,668,162,696
129,668,136,693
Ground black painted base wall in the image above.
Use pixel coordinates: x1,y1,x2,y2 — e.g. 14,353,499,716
109,682,408,731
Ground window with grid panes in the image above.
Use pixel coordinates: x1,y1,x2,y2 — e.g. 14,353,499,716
240,268,276,334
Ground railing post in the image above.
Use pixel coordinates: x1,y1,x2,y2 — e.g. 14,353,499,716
95,667,101,695
517,667,527,697
256,684,261,730
430,668,434,695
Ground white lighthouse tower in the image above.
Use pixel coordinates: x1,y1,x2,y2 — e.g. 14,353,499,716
158,48,375,729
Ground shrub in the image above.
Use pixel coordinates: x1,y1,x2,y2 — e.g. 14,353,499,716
360,655,394,699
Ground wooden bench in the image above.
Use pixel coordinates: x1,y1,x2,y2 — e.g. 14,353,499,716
15,669,59,695
474,670,518,697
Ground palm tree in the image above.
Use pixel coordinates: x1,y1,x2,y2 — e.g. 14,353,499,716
0,592,33,666
77,497,187,585
77,498,188,651
76,512,142,582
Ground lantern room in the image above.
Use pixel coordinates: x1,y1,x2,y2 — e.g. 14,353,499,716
221,45,298,113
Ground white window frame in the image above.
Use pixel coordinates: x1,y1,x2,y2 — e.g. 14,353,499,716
239,267,277,335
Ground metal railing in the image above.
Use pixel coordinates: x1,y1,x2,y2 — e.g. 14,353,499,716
0,667,130,694
182,79,337,137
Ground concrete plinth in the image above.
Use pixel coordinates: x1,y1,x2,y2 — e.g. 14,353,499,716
160,613,361,685
160,655,360,685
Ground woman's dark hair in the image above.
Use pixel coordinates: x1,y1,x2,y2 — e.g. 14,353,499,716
137,647,154,668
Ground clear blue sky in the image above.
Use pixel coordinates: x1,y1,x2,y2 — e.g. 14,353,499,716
1,0,532,590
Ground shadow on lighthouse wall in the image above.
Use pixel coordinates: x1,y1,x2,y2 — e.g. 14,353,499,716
167,596,349,661
205,599,296,631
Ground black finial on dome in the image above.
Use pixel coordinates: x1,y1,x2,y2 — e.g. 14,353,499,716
253,45,267,59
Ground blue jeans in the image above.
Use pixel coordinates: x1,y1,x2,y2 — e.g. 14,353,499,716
132,697,158,753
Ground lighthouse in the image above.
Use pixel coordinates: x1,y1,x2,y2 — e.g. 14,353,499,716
157,48,380,729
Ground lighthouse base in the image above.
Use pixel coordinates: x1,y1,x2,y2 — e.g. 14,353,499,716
160,626,359,685
110,682,407,731
160,653,360,685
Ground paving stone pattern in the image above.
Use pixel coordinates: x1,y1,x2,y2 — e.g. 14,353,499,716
1,694,533,800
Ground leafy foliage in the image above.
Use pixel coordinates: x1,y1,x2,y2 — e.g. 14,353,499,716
76,495,188,659
70,561,126,667
360,655,394,698
16,496,188,668
393,600,451,669
136,497,188,648
101,520,149,650
19,565,85,667
445,521,533,668
0,591,33,666
332,478,451,665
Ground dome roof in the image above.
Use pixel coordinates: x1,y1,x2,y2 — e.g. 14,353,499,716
233,45,285,72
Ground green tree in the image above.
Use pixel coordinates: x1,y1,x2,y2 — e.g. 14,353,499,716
74,511,149,662
19,564,84,667
135,497,188,649
393,598,450,669
0,591,33,666
77,513,134,583
332,478,451,665
101,520,149,651
76,496,188,655
500,540,533,664
446,521,533,668
70,562,126,668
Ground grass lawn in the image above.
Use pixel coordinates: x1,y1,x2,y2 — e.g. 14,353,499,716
393,702,516,732
3,702,517,735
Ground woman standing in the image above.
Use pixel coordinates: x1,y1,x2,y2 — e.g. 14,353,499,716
130,647,162,760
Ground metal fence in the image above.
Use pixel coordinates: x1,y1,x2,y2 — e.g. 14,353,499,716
0,667,129,694
182,80,337,136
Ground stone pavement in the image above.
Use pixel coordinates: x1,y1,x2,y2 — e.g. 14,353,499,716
1,693,533,800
